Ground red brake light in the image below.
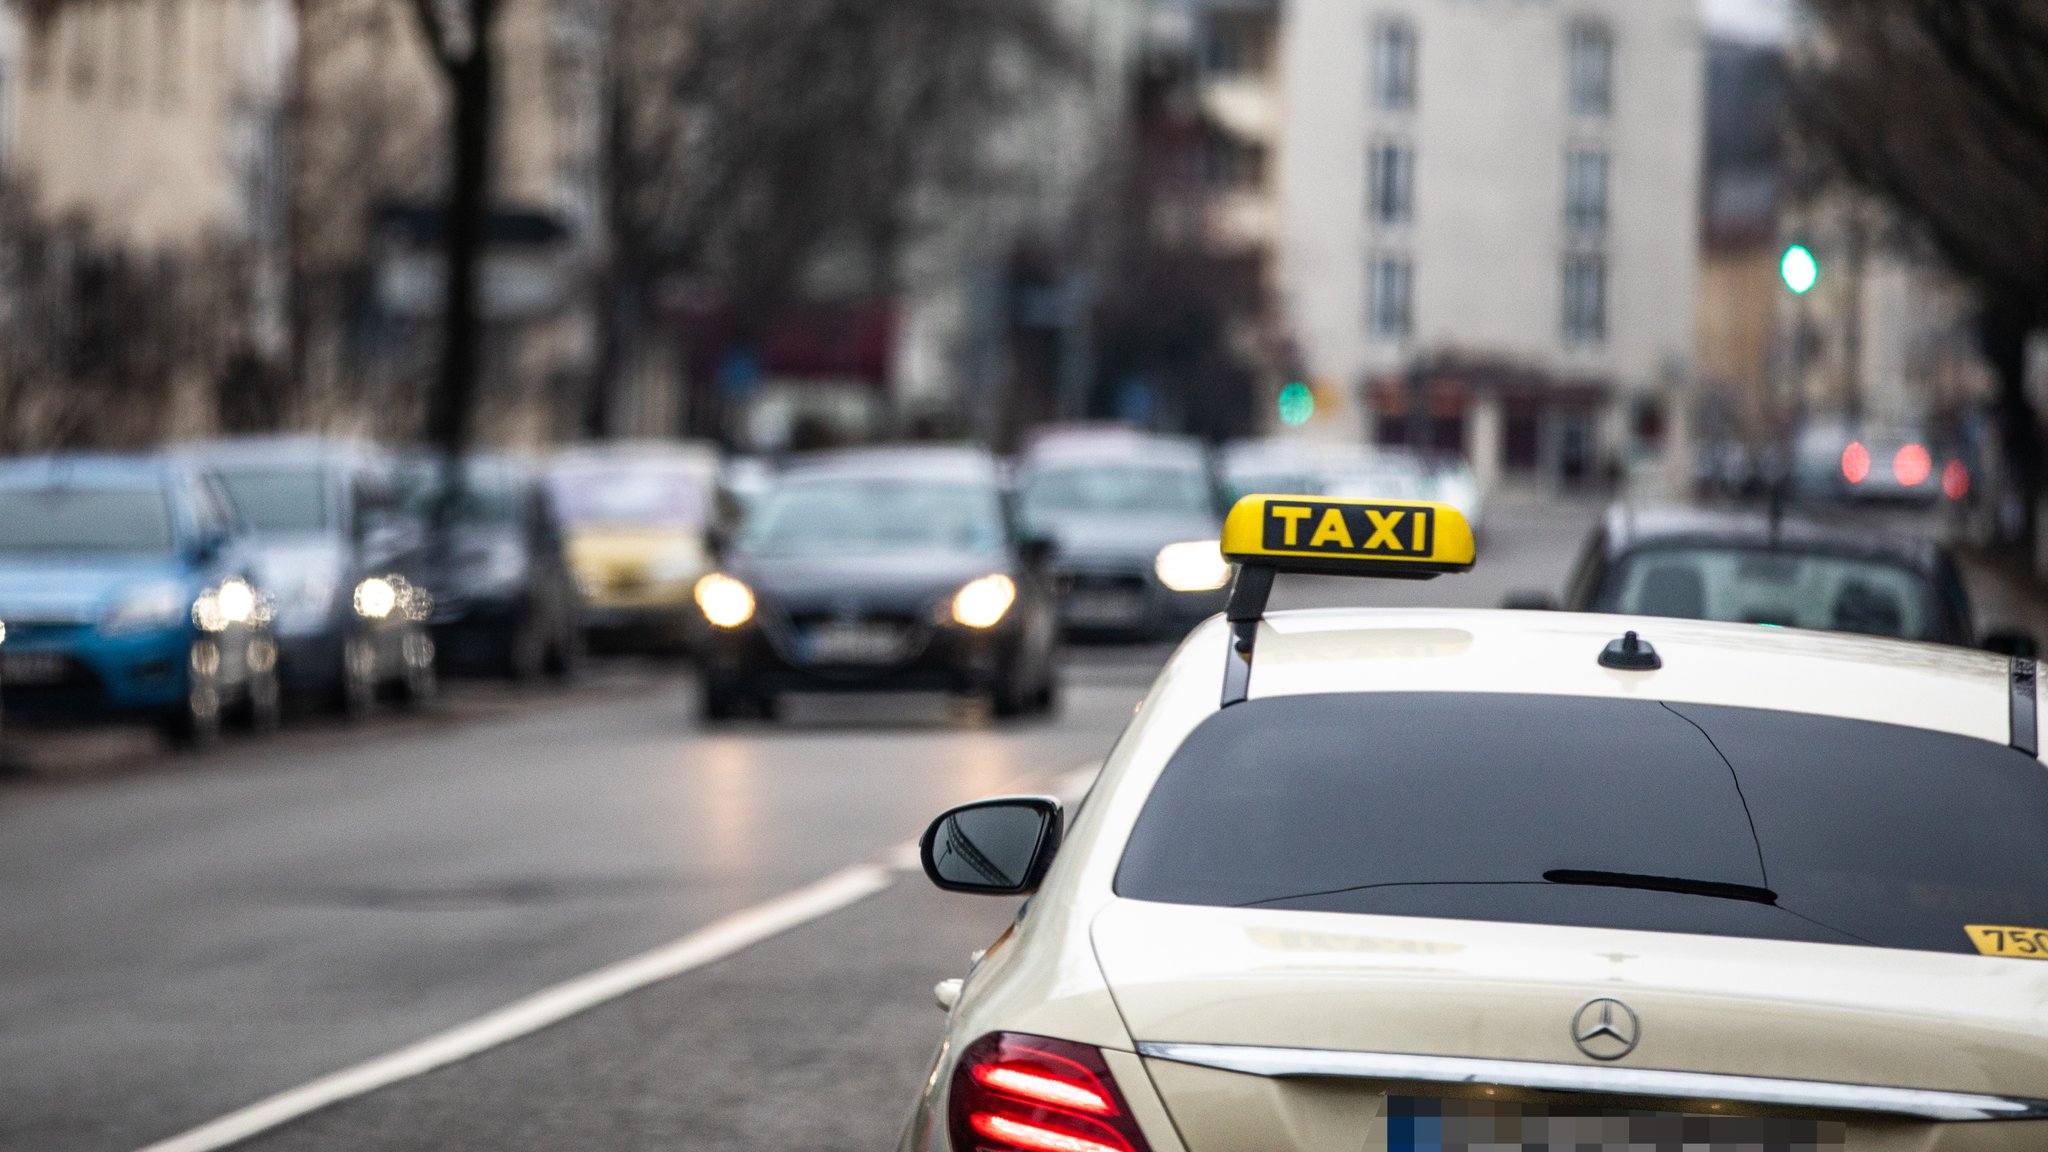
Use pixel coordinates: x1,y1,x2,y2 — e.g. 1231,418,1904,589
1943,458,1971,500
1893,443,1932,486
1841,441,1871,484
951,1032,1152,1152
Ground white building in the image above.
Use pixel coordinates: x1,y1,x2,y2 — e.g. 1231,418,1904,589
1259,0,1702,485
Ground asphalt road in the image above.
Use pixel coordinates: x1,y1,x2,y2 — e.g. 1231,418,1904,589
13,487,2032,1152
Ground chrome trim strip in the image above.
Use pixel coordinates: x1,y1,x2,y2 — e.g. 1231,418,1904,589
1135,1042,2048,1122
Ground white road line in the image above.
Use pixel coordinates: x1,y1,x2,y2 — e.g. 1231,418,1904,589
135,864,895,1152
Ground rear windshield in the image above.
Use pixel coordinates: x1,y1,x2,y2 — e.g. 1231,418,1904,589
0,487,175,554
1595,546,1943,641
1116,694,2048,956
549,465,709,528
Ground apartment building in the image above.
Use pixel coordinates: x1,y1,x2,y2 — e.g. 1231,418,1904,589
1182,0,1701,485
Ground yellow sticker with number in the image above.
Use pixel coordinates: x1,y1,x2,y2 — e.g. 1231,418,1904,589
1965,925,2048,959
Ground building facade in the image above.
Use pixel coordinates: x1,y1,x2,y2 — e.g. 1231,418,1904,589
1199,0,1701,486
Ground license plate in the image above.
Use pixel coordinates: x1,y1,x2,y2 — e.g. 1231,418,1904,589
804,624,904,665
1065,590,1144,626
2,651,69,685
1378,1098,1844,1150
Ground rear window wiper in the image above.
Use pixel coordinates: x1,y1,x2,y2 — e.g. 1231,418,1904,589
1544,870,1777,905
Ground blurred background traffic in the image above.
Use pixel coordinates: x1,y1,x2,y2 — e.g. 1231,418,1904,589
0,0,2044,760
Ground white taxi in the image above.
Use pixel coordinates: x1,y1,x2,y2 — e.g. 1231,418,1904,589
900,495,2048,1152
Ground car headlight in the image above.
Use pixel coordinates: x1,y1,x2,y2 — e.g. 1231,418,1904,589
191,578,265,633
101,581,191,636
1154,540,1231,592
694,573,756,629
355,577,399,619
952,574,1017,629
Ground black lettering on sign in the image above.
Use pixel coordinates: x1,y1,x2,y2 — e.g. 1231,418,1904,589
1262,501,1435,557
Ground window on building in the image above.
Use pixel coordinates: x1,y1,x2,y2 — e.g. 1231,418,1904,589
1372,20,1417,111
1205,13,1274,79
1369,255,1414,340
1205,135,1267,190
1565,148,1609,231
156,0,183,105
1563,254,1608,342
1570,21,1614,116
68,3,102,97
1368,140,1415,226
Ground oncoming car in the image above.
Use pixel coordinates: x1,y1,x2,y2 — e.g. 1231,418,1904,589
695,448,1058,721
903,494,2048,1152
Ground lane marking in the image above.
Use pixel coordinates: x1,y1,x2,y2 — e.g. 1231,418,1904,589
135,864,894,1152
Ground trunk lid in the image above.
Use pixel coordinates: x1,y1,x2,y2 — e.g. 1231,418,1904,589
1093,900,2048,1151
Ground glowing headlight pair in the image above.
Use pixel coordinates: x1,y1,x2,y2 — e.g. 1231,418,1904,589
1154,540,1231,592
692,572,1018,631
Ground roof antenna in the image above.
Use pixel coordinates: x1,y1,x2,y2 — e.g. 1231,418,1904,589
1599,630,1662,671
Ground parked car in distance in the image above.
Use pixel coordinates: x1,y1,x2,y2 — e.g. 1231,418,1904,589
1505,504,2033,653
183,437,436,714
695,446,1059,721
398,455,583,680
1790,422,1968,506
549,441,720,654
0,454,280,746
1014,429,1229,638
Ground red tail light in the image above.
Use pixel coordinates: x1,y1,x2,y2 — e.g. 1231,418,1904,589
1841,441,1871,484
950,1032,1153,1152
1943,459,1971,500
1893,443,1932,486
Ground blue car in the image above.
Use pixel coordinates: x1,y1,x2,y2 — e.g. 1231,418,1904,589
0,455,281,746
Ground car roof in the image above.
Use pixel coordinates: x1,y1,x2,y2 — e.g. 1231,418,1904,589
552,440,720,469
778,445,1000,482
1601,503,1947,571
174,435,387,468
1020,430,1207,469
0,453,178,489
1217,607,2015,747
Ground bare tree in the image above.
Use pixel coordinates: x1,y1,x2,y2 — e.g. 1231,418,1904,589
405,0,503,497
587,0,1079,438
1795,1,2048,546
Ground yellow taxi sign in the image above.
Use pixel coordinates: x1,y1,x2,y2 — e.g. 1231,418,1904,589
1222,494,1475,579
1965,924,2048,960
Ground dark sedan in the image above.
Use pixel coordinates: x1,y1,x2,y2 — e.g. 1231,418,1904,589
397,455,583,680
694,447,1059,722
1510,504,2031,652
1014,430,1229,639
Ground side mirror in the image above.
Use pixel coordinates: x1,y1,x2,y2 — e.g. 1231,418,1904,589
1502,591,1559,611
704,525,730,561
1016,535,1056,571
191,531,230,566
920,796,1063,896
1983,628,2039,659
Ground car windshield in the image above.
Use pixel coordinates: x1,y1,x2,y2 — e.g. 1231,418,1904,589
1118,693,2048,956
212,467,329,535
0,487,175,554
741,477,1004,556
1019,464,1211,520
1595,545,1943,641
399,467,525,526
549,465,710,528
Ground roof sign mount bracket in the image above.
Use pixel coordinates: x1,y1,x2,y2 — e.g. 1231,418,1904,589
1599,630,1662,671
2010,657,2037,757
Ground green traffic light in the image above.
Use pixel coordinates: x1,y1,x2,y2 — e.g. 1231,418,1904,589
1278,382,1314,426
1781,244,1819,295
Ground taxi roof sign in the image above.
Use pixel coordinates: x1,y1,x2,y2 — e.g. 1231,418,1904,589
1222,494,1476,580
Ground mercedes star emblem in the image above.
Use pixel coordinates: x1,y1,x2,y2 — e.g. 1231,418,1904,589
1571,998,1641,1061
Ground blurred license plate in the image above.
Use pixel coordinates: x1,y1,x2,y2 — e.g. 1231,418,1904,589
1,651,68,685
1065,590,1144,626
1378,1098,1844,1150
804,624,903,664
